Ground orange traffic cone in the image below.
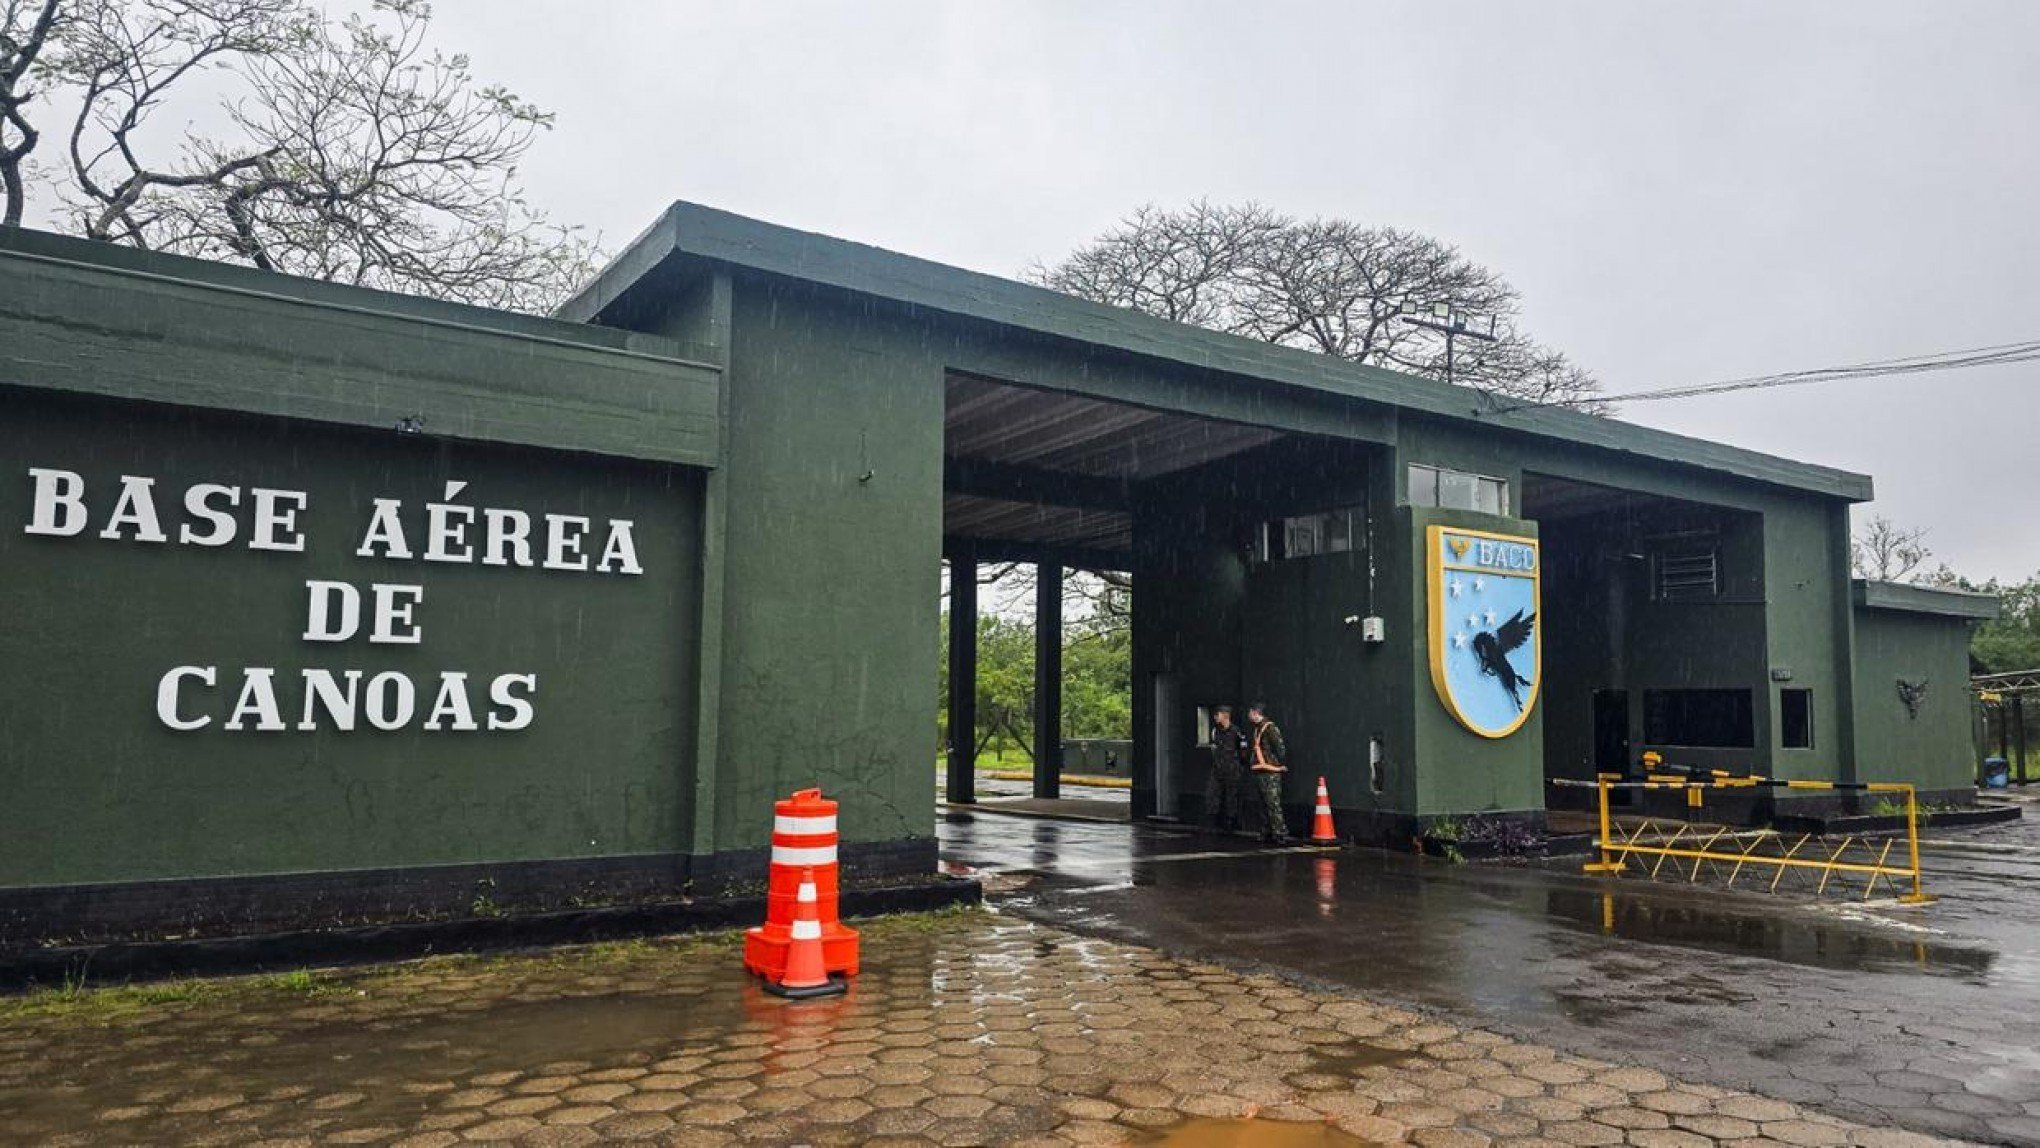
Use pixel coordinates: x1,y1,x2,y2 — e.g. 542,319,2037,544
764,868,846,1000
1309,777,1339,844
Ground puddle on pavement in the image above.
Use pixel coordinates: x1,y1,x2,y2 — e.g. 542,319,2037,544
1543,886,1995,979
1148,1116,1382,1147
1306,1042,1418,1074
4,976,883,1133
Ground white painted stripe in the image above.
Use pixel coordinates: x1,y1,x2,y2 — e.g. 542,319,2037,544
1315,805,1332,814
791,919,823,940
775,814,837,836
772,845,837,866
796,882,817,903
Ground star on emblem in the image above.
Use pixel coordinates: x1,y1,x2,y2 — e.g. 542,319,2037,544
1472,577,1487,593
1466,614,1479,630
1451,632,1468,649
1483,609,1498,627
1448,577,1464,598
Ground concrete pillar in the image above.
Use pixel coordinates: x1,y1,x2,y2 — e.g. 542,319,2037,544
1034,562,1064,800
947,560,978,804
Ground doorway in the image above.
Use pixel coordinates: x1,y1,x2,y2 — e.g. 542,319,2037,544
1593,689,1630,776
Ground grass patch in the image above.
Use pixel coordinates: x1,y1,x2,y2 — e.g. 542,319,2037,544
0,906,987,1024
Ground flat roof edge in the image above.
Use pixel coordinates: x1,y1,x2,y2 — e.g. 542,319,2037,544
582,200,1872,502
0,226,707,367
1853,579,2000,620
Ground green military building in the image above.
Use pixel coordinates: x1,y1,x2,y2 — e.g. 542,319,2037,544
0,204,1995,942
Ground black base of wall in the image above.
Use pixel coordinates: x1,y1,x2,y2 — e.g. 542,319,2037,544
0,874,979,992
1774,793,2020,835
0,838,940,951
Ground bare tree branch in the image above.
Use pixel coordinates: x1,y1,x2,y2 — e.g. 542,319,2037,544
1030,201,1608,412
11,0,596,312
1852,514,1933,583
0,0,63,226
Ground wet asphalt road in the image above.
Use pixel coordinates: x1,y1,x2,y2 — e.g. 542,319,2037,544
937,806,2040,1146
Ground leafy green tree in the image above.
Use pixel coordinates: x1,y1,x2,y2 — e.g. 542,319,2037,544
1971,578,2040,673
1062,618,1130,739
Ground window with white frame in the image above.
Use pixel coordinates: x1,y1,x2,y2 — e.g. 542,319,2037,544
1252,504,1364,563
1406,464,1508,515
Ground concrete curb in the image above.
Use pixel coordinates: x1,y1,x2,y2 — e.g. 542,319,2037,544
0,876,982,991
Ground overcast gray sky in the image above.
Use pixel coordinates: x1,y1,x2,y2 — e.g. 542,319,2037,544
430,1,2040,581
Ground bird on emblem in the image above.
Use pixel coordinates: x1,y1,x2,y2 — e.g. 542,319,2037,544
1470,609,1536,710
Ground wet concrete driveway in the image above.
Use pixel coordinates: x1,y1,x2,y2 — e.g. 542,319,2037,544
939,808,2040,1146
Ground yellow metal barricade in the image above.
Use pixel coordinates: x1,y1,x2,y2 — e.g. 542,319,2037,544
1557,770,1933,905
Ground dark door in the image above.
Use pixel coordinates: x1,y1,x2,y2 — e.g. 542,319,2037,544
1593,690,1630,776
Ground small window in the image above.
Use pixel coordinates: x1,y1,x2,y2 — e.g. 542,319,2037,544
1655,550,1720,600
1407,464,1509,515
1407,465,1439,507
1254,505,1364,563
1643,689,1755,748
1781,689,1813,749
1439,469,1479,512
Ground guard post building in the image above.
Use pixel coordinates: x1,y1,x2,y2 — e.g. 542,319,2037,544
0,203,1996,943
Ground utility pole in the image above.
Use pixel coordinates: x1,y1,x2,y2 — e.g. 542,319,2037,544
1397,301,1499,385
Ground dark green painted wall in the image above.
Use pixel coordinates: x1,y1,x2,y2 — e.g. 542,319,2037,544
0,219,1988,921
1538,502,1769,778
1132,439,1411,821
0,389,702,887
1852,608,1977,794
0,231,722,469
702,276,946,855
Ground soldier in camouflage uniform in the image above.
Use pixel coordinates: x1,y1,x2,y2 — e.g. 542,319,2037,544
1247,702,1290,844
1204,705,1249,831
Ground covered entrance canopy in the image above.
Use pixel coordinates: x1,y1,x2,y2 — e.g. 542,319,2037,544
546,200,1928,859
941,372,1289,810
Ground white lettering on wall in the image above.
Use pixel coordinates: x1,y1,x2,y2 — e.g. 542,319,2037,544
369,584,425,645
543,514,590,571
20,467,646,735
225,667,287,731
179,484,241,546
489,673,538,731
423,481,475,564
100,476,168,543
364,671,417,730
156,666,216,730
249,488,308,552
482,508,532,567
303,581,362,642
425,672,481,731
25,468,87,536
356,498,412,560
598,519,644,575
300,669,362,731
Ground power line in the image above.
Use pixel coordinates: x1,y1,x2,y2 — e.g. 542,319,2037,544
1478,336,2040,415
1598,338,2040,404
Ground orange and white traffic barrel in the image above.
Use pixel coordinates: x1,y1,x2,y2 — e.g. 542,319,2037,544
744,788,861,980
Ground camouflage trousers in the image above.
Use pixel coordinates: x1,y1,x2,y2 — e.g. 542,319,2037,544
1251,770,1289,841
1205,758,1246,827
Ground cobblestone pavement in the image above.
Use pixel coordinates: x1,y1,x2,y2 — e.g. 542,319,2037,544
0,912,1970,1146
942,809,2040,1146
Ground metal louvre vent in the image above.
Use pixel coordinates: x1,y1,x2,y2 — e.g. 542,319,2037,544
1656,550,1720,600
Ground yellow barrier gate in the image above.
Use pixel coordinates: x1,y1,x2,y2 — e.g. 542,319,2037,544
1556,767,1933,905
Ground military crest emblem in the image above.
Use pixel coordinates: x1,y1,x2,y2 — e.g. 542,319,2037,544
1427,525,1541,738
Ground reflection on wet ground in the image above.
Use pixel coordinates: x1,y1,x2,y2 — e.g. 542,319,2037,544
1149,1116,1382,1146
0,913,1895,1146
939,805,2040,1144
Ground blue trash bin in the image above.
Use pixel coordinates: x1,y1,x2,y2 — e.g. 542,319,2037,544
1984,756,2010,788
